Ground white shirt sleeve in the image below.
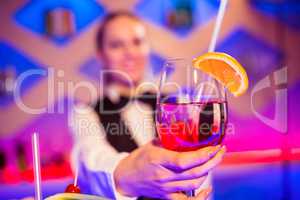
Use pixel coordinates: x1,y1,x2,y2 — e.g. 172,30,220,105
69,104,136,200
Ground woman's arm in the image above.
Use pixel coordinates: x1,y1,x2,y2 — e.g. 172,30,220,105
69,104,135,200
113,140,225,200
70,104,224,200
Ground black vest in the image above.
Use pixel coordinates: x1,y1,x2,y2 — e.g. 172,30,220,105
94,92,159,199
94,92,157,153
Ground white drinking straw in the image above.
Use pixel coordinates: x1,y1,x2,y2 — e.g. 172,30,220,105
32,132,43,200
195,0,229,103
208,0,229,52
73,163,79,187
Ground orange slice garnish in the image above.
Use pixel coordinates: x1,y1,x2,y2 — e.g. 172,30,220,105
192,52,249,97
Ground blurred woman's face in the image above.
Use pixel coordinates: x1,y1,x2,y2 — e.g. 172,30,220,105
99,16,150,85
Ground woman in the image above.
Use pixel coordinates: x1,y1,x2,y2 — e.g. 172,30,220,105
71,11,225,200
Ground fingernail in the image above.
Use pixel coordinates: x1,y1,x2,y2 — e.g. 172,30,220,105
207,145,220,156
214,145,222,151
221,145,227,152
213,145,221,152
204,187,212,196
220,146,227,158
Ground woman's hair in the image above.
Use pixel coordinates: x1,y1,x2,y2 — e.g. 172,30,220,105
96,11,141,52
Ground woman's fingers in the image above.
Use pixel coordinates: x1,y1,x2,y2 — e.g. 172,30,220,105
162,175,208,193
165,187,212,200
172,146,226,181
194,187,212,200
165,192,191,200
160,146,225,182
160,145,222,171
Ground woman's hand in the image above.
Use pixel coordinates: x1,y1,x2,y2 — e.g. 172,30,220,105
114,140,226,199
165,187,212,200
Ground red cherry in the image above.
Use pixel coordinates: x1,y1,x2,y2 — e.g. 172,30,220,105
65,183,81,193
